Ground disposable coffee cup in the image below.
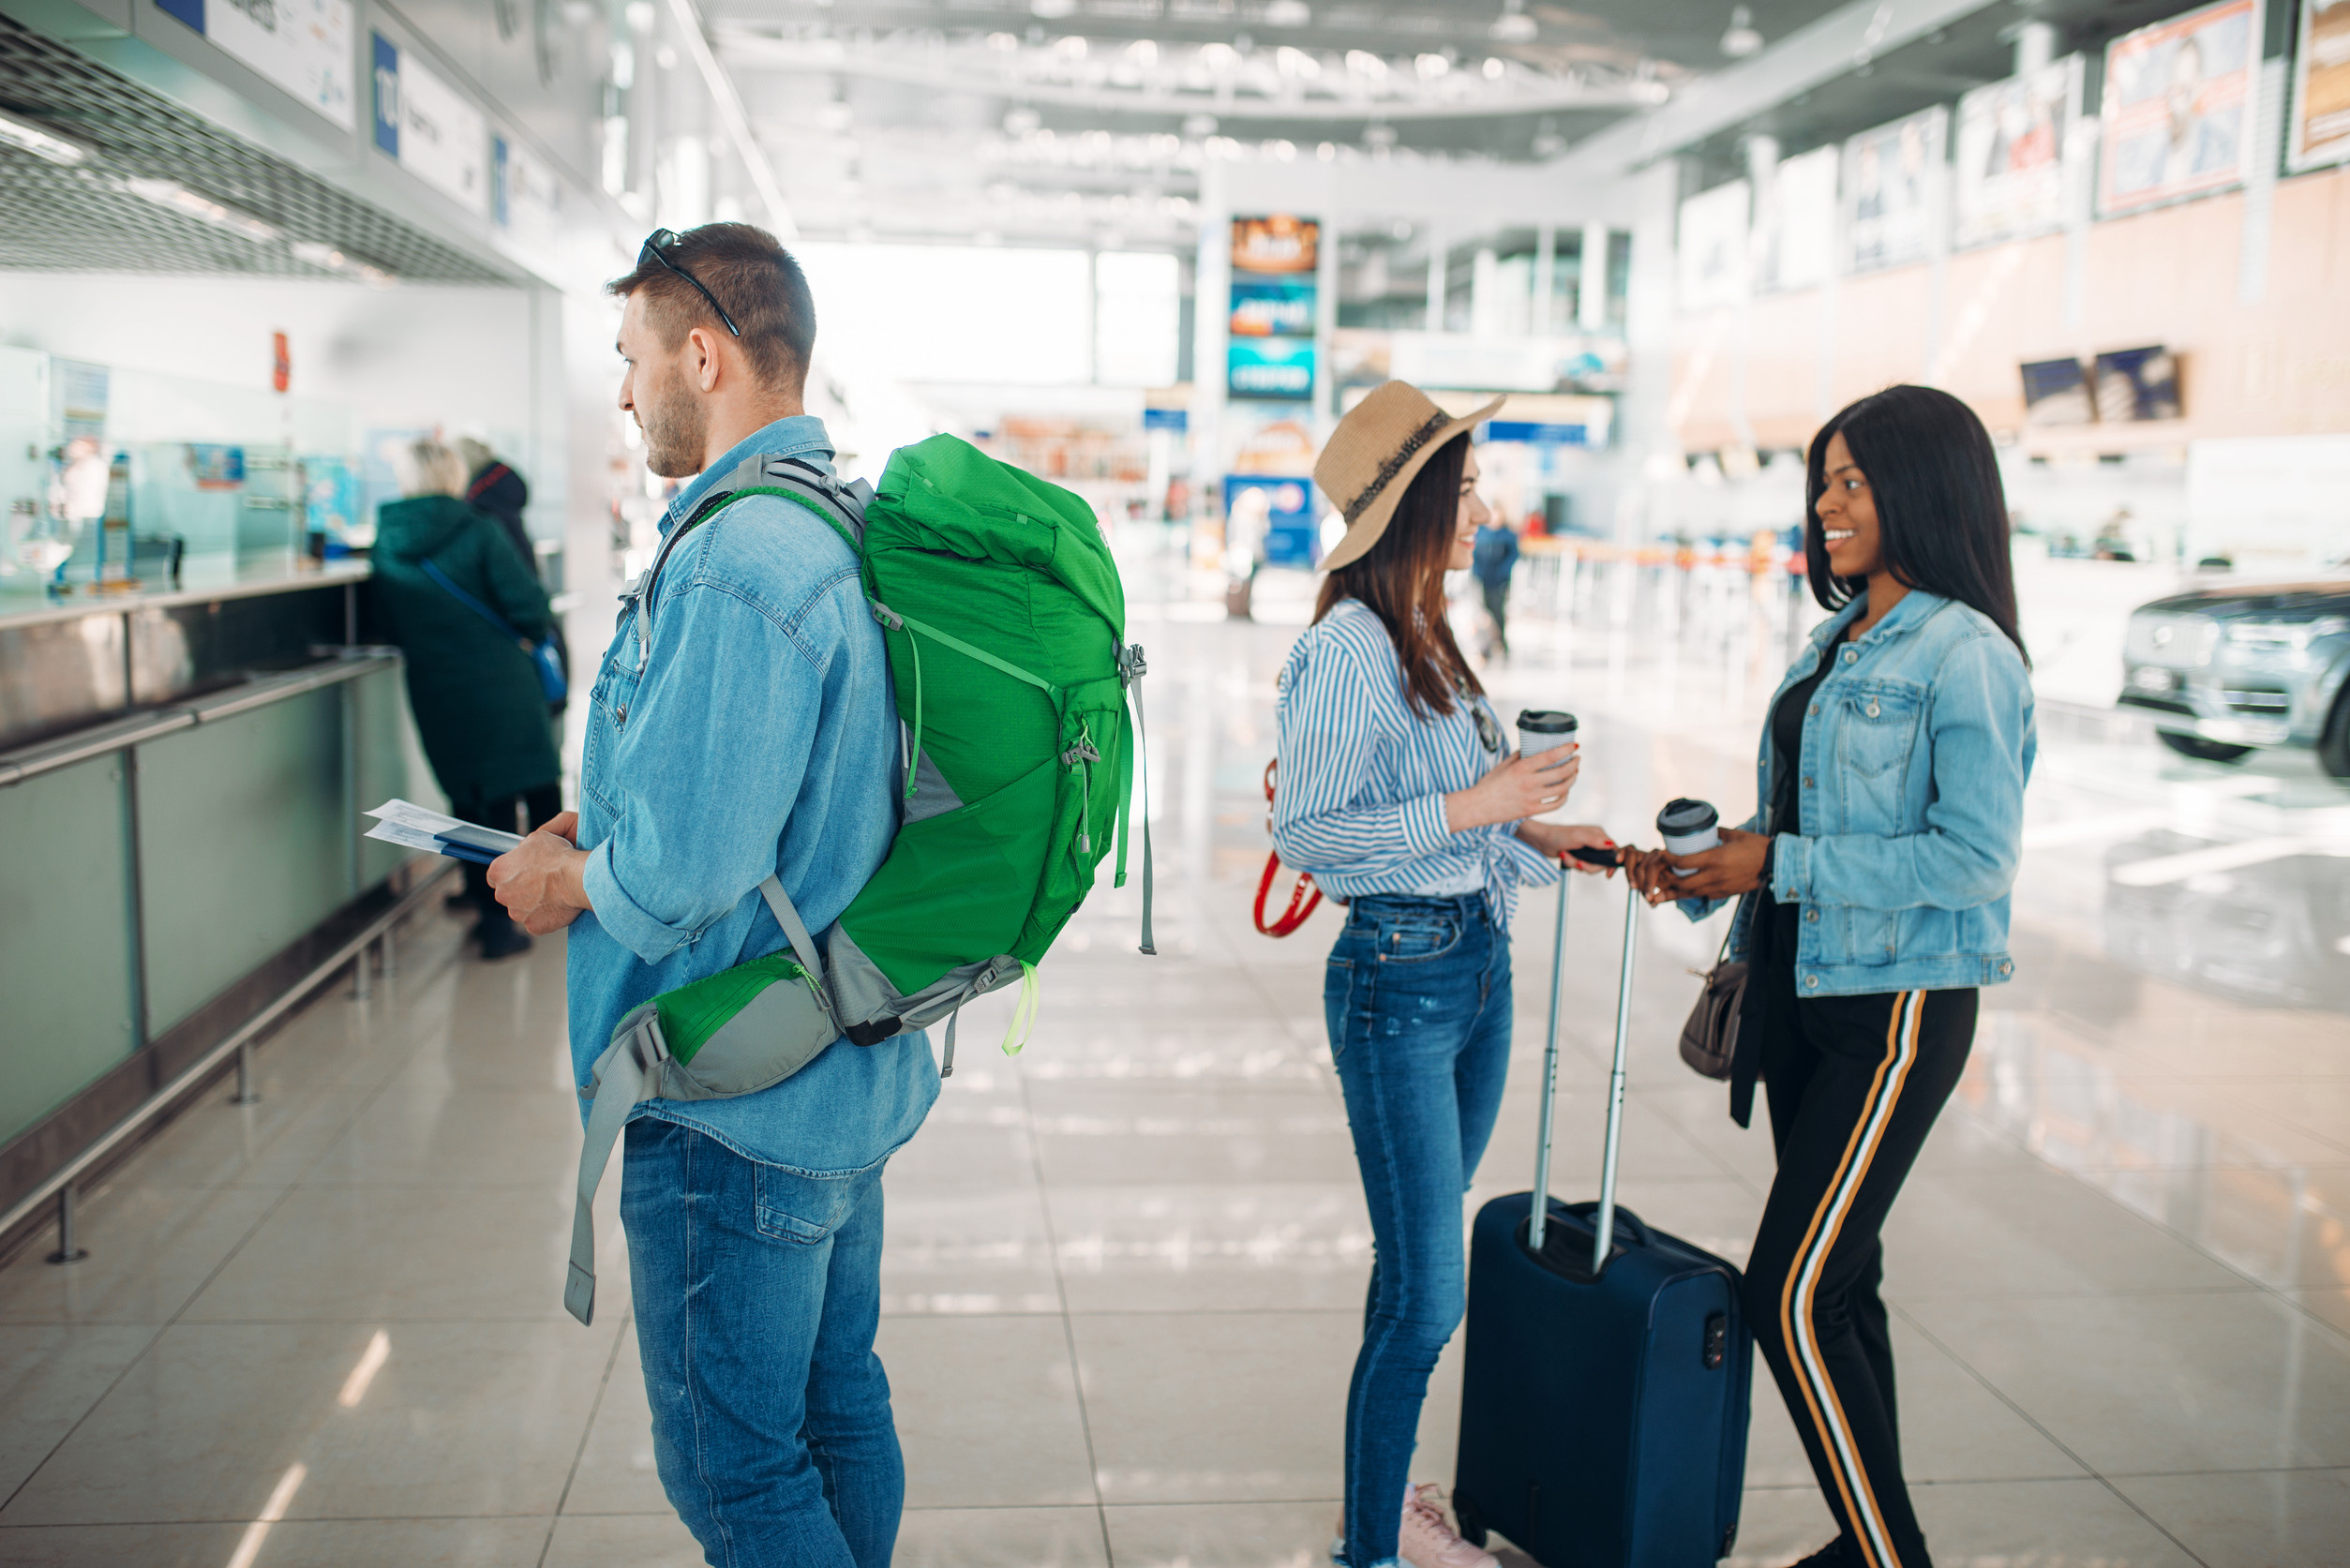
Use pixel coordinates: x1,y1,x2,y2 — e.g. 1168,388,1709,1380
1516,709,1579,761
1656,798,1719,875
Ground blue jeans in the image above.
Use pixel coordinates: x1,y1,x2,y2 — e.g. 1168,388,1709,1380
621,1117,902,1568
1325,893,1513,1568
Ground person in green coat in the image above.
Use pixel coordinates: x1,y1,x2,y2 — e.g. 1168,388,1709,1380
371,440,563,960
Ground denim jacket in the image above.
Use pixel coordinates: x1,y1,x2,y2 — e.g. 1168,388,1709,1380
566,415,937,1173
1689,588,2036,997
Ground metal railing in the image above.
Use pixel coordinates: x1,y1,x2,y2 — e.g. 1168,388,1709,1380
0,649,449,1263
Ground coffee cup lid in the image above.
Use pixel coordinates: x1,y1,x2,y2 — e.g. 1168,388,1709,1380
1656,798,1718,830
1516,709,1578,733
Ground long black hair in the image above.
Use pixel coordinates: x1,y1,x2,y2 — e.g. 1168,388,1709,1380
1314,432,1479,717
1805,384,2028,664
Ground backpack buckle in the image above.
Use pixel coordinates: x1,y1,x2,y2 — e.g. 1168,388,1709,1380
1117,643,1147,687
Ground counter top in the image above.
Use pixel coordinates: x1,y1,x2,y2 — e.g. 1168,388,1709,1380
0,558,370,632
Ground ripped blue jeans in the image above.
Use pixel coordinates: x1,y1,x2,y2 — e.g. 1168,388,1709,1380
1324,893,1512,1568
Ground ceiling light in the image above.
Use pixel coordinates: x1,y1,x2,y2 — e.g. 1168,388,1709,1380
1364,123,1397,148
1004,105,1041,134
1482,56,1504,80
1181,112,1218,137
1029,0,1075,17
1317,141,1336,160
1276,45,1319,79
1127,37,1159,66
1489,0,1537,42
124,177,281,243
1531,130,1565,157
1720,6,1764,57
0,108,91,166
1414,52,1450,79
1052,34,1087,59
291,240,396,287
1346,50,1387,79
987,31,1019,50
1264,0,1310,23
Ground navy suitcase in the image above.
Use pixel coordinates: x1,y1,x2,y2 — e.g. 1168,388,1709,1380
1454,874,1751,1568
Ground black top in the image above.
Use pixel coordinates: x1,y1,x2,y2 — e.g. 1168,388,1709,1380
1730,642,1835,1126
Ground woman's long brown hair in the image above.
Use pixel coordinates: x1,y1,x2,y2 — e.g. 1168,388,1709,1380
1312,432,1480,718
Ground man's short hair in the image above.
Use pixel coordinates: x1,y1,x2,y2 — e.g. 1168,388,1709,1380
606,223,816,393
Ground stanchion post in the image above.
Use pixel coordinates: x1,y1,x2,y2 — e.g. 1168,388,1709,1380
351,938,373,1001
231,1038,261,1105
46,1187,88,1264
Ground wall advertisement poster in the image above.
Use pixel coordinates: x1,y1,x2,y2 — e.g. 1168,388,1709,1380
154,0,356,130
2099,0,2262,217
1953,55,2083,247
1844,106,1948,275
371,31,489,215
1676,179,1750,312
1227,216,1319,404
2290,0,2350,171
1753,143,1838,293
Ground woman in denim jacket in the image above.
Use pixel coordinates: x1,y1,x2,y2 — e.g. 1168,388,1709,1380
1275,382,1616,1568
1625,386,2034,1568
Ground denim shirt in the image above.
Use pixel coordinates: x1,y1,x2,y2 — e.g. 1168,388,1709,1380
567,415,938,1172
1688,588,2036,996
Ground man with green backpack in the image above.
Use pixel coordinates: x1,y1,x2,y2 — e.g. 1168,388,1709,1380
488,224,1146,1567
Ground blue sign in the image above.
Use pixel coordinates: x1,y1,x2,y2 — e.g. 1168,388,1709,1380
1224,475,1317,568
1142,408,1189,433
1484,420,1592,449
492,136,510,227
1229,336,1315,402
1230,276,1317,338
155,0,204,30
371,33,400,158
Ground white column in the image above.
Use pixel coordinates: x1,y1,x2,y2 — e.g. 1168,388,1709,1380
1578,220,1609,332
1533,224,1556,335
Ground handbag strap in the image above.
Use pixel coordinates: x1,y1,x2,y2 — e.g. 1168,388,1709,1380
420,558,529,648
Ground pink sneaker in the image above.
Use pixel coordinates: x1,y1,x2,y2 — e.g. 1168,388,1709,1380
1400,1484,1499,1568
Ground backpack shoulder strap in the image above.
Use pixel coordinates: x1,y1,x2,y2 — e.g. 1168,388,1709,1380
629,455,876,679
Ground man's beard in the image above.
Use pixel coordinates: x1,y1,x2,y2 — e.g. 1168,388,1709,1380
639,374,709,479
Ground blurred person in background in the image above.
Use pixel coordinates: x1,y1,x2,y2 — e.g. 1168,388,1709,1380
371,437,563,961
457,436,570,718
1470,510,1519,660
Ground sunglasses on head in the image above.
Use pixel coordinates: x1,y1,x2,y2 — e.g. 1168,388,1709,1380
637,229,741,337
1453,673,1501,754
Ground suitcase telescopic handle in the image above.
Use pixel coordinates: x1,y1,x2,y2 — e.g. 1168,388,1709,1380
1591,878,1639,1272
1526,872,1639,1276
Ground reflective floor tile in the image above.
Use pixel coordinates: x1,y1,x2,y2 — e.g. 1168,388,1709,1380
179,1181,624,1322
1904,1289,2350,1473
879,1314,1098,1509
1909,1477,2202,1567
0,1181,281,1325
1883,1164,2257,1298
1051,1183,1371,1313
1742,1316,2088,1486
558,1319,665,1517
1103,1500,1339,1568
111,1085,373,1193
2290,1288,2350,1337
882,1184,1062,1316
1029,1084,1356,1187
893,1082,1039,1181
0,1324,156,1498
1482,1085,1747,1186
1074,1309,1352,1503
296,1085,586,1190
0,1517,553,1567
2120,1465,2350,1568
896,1505,1110,1567
543,1512,702,1568
0,1320,620,1525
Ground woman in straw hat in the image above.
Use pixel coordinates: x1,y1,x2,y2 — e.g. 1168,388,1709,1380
1272,382,1618,1568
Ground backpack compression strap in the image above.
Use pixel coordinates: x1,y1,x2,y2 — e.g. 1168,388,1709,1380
562,869,837,1327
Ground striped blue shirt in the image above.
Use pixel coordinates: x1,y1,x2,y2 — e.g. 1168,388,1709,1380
1272,599,1559,926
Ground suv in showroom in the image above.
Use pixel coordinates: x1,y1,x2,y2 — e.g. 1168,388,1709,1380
2119,561,2350,779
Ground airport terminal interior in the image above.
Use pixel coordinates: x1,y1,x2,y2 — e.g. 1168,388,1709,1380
1,0,2347,1564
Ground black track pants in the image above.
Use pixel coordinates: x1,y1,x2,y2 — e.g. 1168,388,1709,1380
1742,978,1977,1568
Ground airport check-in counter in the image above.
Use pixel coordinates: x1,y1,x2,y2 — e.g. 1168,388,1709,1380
0,563,435,1255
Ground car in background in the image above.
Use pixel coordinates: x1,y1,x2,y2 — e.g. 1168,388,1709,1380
2119,563,2350,779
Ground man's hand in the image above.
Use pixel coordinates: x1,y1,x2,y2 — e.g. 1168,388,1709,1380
1628,826,1771,903
1515,820,1619,876
487,810,592,934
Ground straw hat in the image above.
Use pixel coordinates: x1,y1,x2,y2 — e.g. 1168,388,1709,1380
1314,381,1505,572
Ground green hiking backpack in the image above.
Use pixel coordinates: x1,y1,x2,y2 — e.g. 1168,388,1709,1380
564,434,1153,1325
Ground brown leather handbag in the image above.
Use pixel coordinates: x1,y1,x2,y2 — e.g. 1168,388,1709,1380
1677,937,1747,1081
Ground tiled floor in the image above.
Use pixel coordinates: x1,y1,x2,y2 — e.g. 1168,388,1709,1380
3,557,2346,1567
